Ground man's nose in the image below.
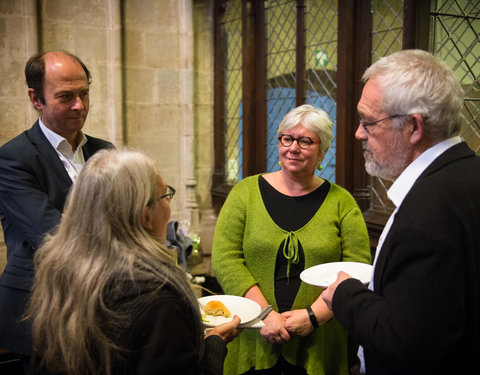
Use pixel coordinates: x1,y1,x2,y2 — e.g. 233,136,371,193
355,124,367,140
71,95,85,111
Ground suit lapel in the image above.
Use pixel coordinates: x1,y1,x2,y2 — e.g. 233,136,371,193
372,142,474,293
26,121,73,190
82,136,96,160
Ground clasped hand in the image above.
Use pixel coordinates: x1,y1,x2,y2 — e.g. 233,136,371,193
260,309,313,344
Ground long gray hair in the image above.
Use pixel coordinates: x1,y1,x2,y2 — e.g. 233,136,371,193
28,149,203,374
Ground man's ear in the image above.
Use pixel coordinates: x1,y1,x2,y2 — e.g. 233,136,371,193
28,88,43,111
409,114,424,145
141,206,153,231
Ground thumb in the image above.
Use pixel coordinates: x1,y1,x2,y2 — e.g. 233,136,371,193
230,314,241,326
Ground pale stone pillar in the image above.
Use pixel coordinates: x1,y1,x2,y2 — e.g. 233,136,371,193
178,0,200,232
0,0,40,273
103,0,123,145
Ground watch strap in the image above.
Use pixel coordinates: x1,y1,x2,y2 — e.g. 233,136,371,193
306,306,319,328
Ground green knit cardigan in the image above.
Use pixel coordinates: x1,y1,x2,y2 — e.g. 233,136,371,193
212,175,371,375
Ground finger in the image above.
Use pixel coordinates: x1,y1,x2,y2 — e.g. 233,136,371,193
338,271,351,278
230,315,241,326
280,329,291,341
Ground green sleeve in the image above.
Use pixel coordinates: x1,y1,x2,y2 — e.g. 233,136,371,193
338,191,371,264
211,180,258,297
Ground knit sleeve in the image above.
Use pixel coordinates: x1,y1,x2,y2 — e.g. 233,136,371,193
202,335,228,375
335,186,371,264
127,287,219,375
211,179,258,296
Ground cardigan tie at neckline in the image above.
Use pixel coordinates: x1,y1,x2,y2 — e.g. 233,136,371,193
282,231,300,280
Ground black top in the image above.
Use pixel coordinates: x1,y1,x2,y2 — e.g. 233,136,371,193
259,176,330,312
37,283,227,375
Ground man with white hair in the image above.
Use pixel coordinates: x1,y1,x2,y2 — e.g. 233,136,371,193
322,50,480,375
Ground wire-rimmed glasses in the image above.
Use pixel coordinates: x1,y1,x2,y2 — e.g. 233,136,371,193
359,114,410,133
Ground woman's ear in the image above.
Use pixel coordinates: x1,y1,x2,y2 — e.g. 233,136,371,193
141,206,153,231
318,148,328,165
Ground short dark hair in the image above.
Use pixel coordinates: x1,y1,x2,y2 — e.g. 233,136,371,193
25,51,92,104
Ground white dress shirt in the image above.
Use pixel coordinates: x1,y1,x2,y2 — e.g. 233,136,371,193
38,119,87,182
359,135,462,373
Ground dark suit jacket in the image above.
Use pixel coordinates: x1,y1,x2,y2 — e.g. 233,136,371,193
333,142,480,375
0,121,114,355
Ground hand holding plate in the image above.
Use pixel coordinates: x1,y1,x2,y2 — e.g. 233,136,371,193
322,271,352,310
205,315,242,343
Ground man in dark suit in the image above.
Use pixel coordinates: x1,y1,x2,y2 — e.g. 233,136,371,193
0,51,114,368
322,50,480,374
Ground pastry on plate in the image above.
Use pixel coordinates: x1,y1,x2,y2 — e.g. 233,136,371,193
204,300,232,318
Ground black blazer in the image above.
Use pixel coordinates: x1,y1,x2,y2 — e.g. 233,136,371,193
0,121,114,354
333,142,480,374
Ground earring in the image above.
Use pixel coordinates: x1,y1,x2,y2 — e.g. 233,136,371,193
278,161,282,166
317,165,323,171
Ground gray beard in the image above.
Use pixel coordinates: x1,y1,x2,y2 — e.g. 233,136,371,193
364,158,398,181
362,137,409,181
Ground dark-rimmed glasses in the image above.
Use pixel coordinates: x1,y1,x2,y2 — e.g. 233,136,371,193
158,185,175,200
277,134,320,150
359,114,410,133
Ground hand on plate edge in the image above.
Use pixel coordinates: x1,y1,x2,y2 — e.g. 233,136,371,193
321,271,352,310
205,315,242,343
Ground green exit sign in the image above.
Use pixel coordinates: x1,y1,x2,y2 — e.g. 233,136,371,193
314,49,329,67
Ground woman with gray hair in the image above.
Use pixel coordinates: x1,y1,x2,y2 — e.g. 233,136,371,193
28,149,240,375
212,104,371,374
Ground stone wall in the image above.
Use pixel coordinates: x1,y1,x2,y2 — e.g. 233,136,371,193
0,0,216,275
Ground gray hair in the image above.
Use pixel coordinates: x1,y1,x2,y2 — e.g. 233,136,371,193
363,49,464,141
277,104,333,153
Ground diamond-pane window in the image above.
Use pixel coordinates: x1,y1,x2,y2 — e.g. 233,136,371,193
266,0,297,174
431,0,480,155
369,0,404,213
305,0,338,182
223,0,243,184
265,0,338,182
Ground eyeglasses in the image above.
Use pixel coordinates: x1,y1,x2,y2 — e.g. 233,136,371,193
158,185,175,200
277,134,320,150
359,114,409,133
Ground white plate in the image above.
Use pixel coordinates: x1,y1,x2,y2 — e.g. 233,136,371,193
198,295,261,328
300,261,373,288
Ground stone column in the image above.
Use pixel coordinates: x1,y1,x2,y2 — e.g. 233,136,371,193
178,0,200,232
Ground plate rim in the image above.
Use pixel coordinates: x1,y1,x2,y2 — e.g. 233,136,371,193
300,261,373,287
198,294,261,327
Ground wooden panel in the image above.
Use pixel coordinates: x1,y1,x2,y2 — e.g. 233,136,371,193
336,0,371,211
296,0,305,105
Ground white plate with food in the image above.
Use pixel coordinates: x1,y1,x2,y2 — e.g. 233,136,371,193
198,295,261,328
300,261,373,288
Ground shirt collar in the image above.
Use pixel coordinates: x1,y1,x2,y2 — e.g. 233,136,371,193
387,136,462,208
38,118,87,151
